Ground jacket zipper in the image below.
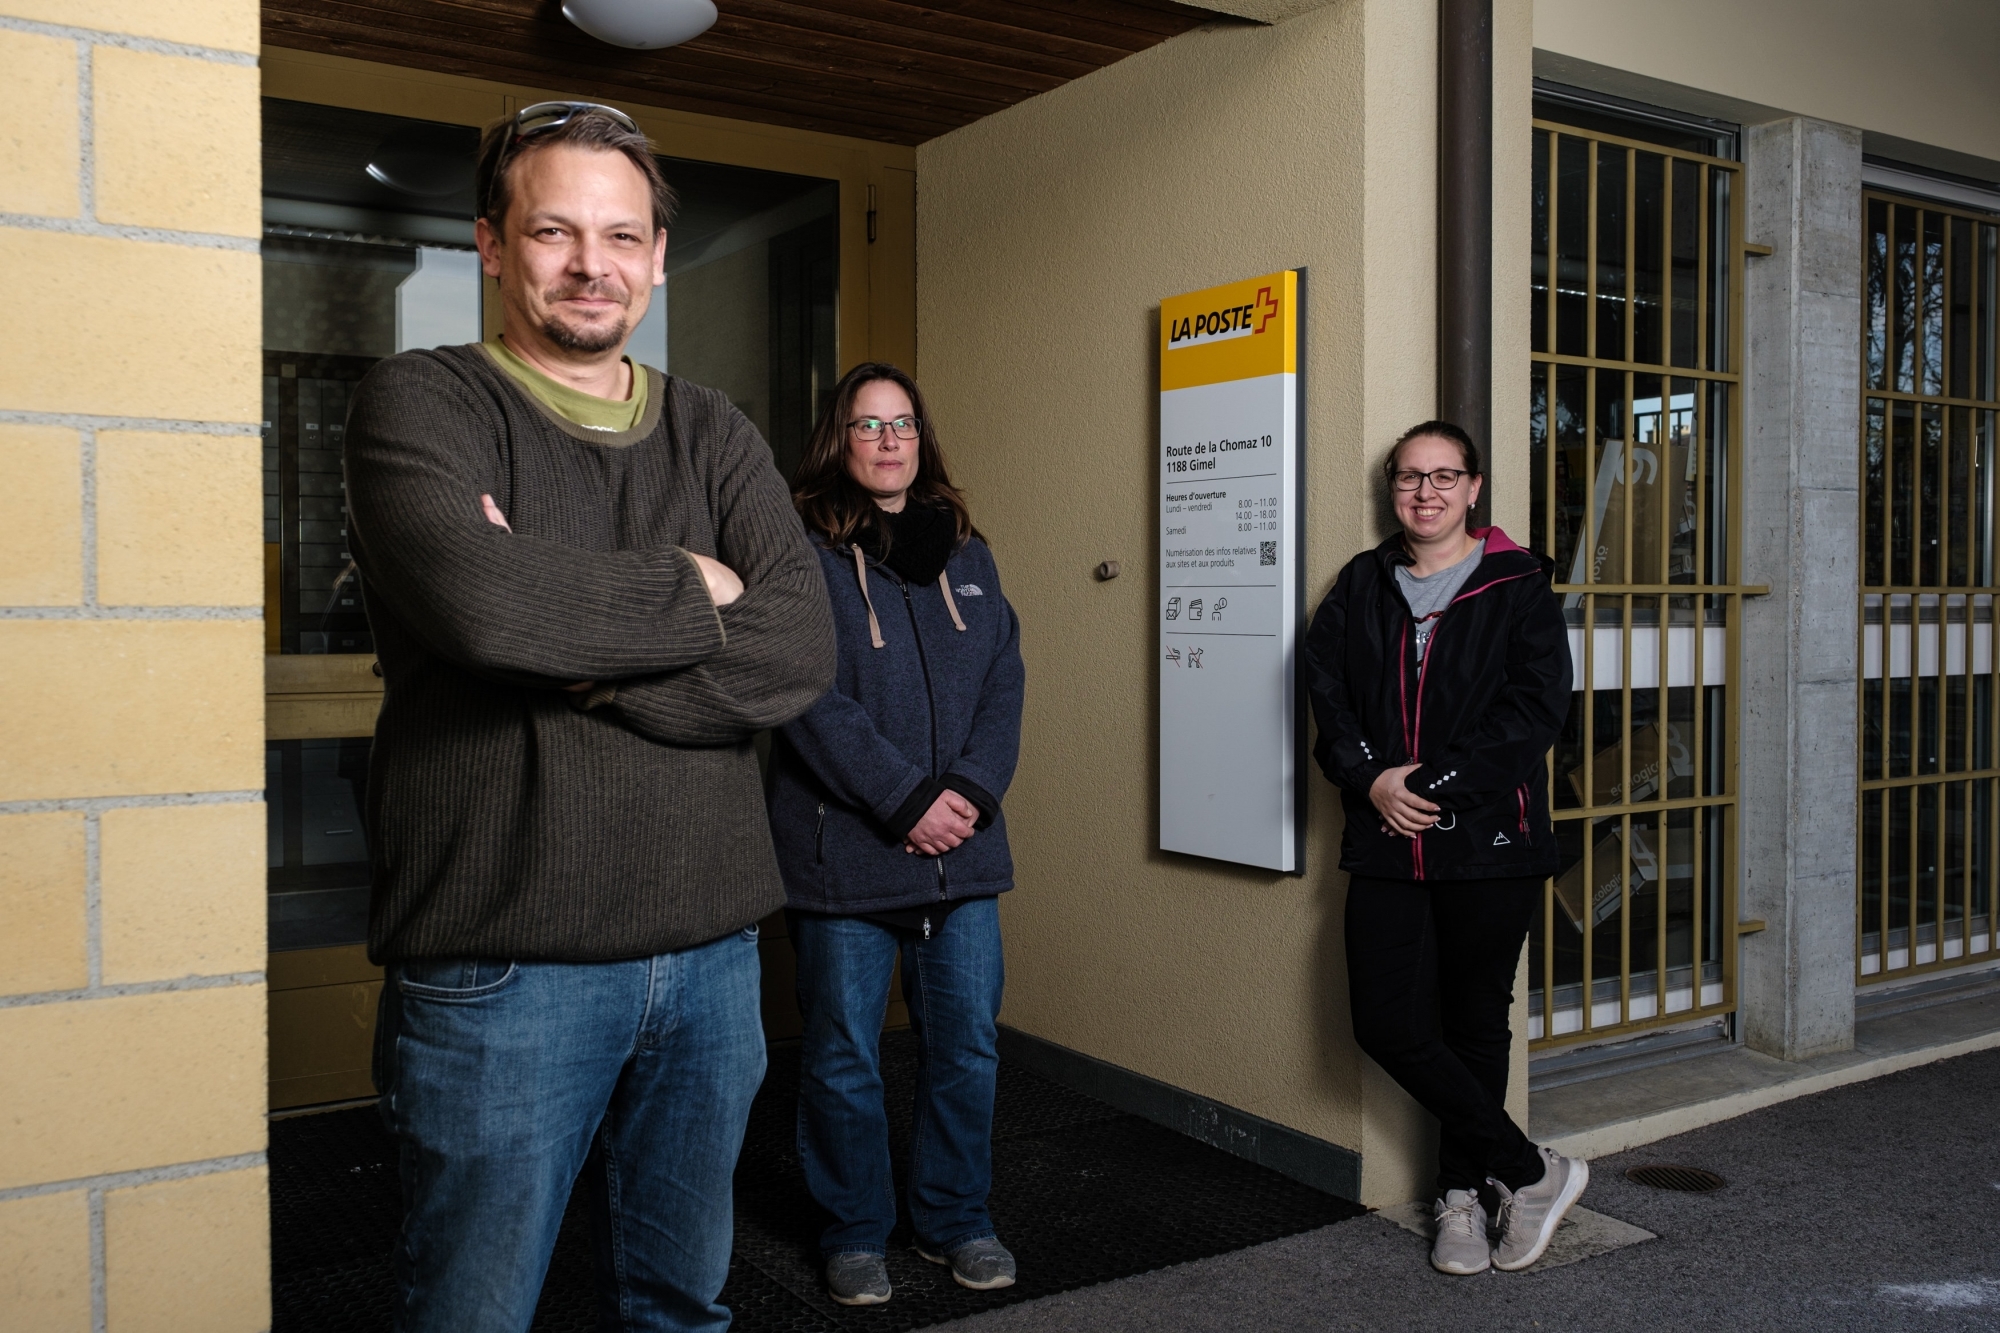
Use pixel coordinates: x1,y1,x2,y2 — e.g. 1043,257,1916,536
1400,568,1541,879
1394,620,1421,880
1411,619,1439,881
900,579,949,899
815,802,825,864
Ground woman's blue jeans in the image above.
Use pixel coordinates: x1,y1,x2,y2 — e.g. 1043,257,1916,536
372,926,765,1333
790,897,1004,1257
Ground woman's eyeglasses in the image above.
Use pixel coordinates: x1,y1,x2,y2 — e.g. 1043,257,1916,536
848,416,921,442
1390,467,1468,491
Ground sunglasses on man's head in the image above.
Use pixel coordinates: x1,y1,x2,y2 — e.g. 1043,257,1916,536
512,100,639,141
483,102,642,217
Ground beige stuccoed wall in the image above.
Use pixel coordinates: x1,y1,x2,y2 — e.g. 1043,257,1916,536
1534,0,2000,164
0,2,269,1329
918,0,1532,1206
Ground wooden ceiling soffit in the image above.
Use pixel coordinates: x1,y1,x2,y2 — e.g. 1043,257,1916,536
262,0,1224,146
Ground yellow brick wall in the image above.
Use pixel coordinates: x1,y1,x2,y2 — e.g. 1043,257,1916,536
0,3,268,1330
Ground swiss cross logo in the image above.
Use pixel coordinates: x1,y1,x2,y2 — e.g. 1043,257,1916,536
1253,286,1281,334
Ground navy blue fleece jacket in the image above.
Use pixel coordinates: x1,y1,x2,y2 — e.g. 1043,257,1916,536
766,534,1024,913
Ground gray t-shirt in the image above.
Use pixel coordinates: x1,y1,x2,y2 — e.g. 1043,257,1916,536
1395,539,1486,660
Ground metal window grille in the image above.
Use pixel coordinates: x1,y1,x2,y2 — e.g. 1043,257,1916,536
1859,192,2000,984
1527,118,1747,1048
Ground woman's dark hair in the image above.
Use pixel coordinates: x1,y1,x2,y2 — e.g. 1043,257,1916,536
793,362,979,550
1383,419,1483,478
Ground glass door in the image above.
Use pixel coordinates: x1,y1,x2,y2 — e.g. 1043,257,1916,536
1858,192,2000,983
1527,99,1747,1048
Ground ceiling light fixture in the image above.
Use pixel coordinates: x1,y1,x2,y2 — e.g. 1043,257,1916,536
561,0,717,50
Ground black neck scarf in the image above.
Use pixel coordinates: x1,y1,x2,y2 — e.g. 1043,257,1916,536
861,502,957,585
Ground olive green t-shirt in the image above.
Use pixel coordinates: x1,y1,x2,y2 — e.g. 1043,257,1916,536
481,338,648,433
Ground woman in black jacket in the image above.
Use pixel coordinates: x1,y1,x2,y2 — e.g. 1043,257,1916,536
1304,421,1585,1277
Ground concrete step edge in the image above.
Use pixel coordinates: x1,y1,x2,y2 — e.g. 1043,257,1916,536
1541,1026,2000,1161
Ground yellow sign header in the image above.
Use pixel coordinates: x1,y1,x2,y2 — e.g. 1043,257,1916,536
1159,269,1298,391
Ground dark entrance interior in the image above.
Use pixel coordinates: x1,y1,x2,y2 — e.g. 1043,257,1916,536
269,1032,1361,1331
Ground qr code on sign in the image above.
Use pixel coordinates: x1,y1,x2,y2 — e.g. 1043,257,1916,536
1259,541,1277,566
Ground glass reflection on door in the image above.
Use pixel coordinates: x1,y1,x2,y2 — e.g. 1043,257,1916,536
652,156,839,484
266,739,373,951
1528,104,1741,1045
1859,195,2000,982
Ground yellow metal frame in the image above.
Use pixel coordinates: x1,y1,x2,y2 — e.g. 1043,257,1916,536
1528,118,1749,1051
1855,189,2000,988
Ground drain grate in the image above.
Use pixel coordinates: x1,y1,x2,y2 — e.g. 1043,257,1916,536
1625,1164,1726,1192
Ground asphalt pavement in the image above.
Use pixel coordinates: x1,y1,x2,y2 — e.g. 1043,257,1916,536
934,1045,2000,1333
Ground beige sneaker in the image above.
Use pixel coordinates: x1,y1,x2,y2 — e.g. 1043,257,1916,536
1430,1189,1491,1275
1490,1147,1589,1271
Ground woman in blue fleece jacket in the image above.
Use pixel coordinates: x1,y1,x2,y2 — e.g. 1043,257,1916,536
768,362,1026,1307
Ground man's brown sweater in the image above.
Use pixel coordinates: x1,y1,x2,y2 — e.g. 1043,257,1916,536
343,343,835,963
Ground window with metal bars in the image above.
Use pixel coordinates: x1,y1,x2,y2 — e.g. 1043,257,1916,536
1859,191,2000,983
1527,99,1746,1047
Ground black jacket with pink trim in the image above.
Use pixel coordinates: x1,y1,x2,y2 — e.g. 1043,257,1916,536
1305,527,1570,881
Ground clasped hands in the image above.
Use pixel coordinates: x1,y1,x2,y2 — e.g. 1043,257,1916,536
1370,762,1442,837
479,493,743,694
906,789,980,858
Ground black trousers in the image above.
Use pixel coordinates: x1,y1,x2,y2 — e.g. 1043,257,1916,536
1346,874,1544,1195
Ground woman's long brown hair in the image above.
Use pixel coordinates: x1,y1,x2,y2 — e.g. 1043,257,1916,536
792,361,980,552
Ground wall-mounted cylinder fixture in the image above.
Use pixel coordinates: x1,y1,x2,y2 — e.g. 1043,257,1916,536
1095,560,1122,581
561,0,717,49
1438,0,1492,524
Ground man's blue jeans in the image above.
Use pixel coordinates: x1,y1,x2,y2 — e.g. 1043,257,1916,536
373,926,765,1333
790,897,1004,1258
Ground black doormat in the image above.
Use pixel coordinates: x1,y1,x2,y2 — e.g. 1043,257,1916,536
271,1032,1363,1332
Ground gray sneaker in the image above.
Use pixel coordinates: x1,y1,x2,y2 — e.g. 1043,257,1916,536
1491,1146,1590,1271
825,1251,891,1306
917,1236,1017,1290
1430,1189,1491,1275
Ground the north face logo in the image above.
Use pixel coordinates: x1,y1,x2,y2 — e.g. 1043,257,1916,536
1492,832,1511,846
955,584,984,596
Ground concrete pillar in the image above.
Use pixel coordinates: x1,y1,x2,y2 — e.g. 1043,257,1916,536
1737,117,1864,1061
